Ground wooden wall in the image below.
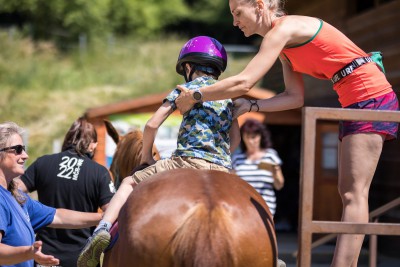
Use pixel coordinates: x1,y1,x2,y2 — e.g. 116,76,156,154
345,1,400,89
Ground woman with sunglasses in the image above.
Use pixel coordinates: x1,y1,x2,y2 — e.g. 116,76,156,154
0,121,103,267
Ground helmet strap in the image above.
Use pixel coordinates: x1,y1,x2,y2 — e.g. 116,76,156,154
183,72,189,83
182,63,196,82
188,68,196,82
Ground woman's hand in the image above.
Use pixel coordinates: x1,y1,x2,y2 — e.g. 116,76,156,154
258,162,285,190
232,98,251,119
176,85,196,114
32,241,60,266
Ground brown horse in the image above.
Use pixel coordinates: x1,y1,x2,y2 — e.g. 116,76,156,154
102,121,278,267
104,120,160,188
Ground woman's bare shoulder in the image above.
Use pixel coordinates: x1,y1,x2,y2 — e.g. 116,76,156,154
273,15,322,45
275,15,320,30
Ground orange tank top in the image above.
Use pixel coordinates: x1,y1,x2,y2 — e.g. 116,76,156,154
279,18,392,107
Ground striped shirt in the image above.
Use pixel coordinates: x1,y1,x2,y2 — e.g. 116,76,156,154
232,148,282,215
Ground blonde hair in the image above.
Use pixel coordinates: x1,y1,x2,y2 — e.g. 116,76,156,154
268,0,286,17
242,0,286,17
0,121,27,204
0,121,24,161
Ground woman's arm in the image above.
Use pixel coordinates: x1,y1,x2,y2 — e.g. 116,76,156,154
232,58,304,118
258,57,305,112
48,209,102,229
272,165,285,190
141,101,173,165
256,61,305,111
258,161,285,190
260,55,304,111
14,178,29,193
229,119,241,153
0,239,59,266
100,203,110,212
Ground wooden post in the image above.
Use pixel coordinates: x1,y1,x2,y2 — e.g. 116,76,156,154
298,107,400,266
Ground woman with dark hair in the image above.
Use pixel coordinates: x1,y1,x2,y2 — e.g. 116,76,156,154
0,121,103,267
61,117,99,157
17,117,115,267
232,119,284,216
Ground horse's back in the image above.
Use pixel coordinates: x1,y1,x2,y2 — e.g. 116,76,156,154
104,169,277,267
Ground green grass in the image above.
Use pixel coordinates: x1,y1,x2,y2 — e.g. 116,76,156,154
0,31,254,164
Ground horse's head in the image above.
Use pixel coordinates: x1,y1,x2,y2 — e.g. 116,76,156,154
104,120,160,188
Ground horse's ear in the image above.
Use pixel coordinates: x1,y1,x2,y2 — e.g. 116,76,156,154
104,119,120,145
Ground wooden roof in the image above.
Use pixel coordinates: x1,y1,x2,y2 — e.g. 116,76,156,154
84,87,301,125
84,87,276,119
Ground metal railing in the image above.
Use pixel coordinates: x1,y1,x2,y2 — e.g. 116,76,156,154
298,107,400,267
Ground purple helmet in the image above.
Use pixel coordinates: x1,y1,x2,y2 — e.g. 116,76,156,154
176,36,228,76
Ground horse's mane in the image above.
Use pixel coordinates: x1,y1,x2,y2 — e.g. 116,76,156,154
104,120,159,189
110,130,144,188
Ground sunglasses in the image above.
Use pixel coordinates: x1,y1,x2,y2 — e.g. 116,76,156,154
0,144,26,155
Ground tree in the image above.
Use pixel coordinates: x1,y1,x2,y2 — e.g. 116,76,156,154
0,0,111,43
108,0,189,37
0,0,254,45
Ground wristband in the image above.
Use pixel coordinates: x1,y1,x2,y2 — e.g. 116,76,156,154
248,99,259,112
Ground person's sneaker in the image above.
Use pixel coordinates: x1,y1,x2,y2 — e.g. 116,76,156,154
77,229,111,267
277,258,286,267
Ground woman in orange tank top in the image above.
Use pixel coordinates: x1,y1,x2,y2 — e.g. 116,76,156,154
175,1,399,266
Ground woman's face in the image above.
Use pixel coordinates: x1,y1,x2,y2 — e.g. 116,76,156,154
243,132,262,152
229,0,259,37
0,134,28,182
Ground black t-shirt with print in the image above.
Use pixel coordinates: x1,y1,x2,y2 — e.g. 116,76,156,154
20,149,115,267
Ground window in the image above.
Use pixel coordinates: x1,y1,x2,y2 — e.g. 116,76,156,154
322,132,338,170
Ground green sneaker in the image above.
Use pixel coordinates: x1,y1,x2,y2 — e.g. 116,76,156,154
77,229,111,267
